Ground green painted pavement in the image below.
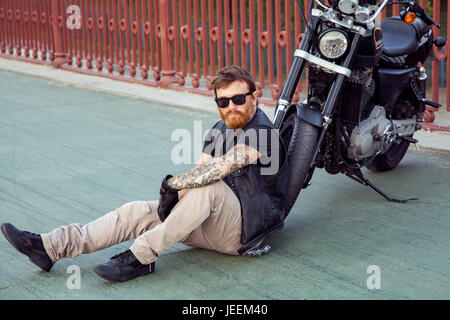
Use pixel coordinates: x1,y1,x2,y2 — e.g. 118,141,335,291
0,70,449,300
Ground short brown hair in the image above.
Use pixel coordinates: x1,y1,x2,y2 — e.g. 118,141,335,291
210,66,256,96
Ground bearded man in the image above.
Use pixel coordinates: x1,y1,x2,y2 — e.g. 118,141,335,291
1,66,288,283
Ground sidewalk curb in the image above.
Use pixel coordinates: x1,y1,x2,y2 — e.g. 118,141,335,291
1,56,449,155
0,57,275,118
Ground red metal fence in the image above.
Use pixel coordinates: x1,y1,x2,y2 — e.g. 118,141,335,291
0,0,448,131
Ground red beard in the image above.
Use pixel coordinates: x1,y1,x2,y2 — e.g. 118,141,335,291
221,110,250,129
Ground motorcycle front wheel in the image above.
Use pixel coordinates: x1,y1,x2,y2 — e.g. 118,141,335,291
366,139,411,172
279,113,319,216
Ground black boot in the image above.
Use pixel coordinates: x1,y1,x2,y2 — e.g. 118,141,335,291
94,249,155,283
1,223,54,272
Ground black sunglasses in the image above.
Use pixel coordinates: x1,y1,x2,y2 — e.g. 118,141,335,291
214,91,255,108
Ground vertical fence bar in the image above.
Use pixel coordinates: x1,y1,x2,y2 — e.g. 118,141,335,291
186,0,194,84
146,0,152,77
31,0,38,59
285,0,297,102
149,0,161,81
193,0,201,86
98,0,105,72
82,0,89,68
45,0,51,60
123,0,131,74
257,0,265,93
19,0,26,57
169,0,180,81
16,0,24,56
140,0,148,78
79,0,84,67
249,0,256,83
6,0,13,55
106,0,113,72
429,0,441,122
208,0,216,78
294,0,302,95
23,0,31,57
201,0,208,80
0,2,4,53
159,0,176,85
419,0,426,10
63,0,72,65
136,0,143,77
30,0,38,58
275,0,282,99
1,1,9,54
24,0,31,56
37,0,44,58
12,0,19,55
12,0,20,56
216,0,223,70
8,0,14,54
392,0,400,16
85,0,92,68
112,0,120,72
224,0,231,66
118,0,125,74
177,0,187,84
130,0,137,76
240,0,247,69
285,0,292,74
267,0,276,99
231,0,238,65
155,0,162,77
49,0,56,61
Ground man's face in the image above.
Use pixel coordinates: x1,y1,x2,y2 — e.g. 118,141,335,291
216,80,257,129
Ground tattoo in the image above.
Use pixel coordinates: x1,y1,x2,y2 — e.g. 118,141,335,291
167,144,260,190
168,160,224,190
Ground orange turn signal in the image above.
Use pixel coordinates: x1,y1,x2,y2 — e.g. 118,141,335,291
404,12,416,24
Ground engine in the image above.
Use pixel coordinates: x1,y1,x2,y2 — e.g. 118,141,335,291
347,105,395,161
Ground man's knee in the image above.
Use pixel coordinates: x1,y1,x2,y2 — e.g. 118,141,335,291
182,181,225,204
116,201,152,224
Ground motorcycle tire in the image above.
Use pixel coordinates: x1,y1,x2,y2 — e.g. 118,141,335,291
366,139,411,172
279,113,319,216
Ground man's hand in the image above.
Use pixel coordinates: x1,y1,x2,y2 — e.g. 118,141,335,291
157,175,179,222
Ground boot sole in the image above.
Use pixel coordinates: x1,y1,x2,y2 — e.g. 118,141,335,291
1,223,53,272
93,264,154,283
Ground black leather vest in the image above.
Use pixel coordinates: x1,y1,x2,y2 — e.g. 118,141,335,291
205,108,289,254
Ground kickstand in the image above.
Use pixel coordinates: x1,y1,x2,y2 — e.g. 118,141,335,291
345,168,419,203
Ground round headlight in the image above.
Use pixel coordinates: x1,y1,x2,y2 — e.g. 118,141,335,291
318,30,348,60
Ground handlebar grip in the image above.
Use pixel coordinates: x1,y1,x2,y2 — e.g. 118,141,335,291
425,13,440,28
420,9,441,28
424,99,441,109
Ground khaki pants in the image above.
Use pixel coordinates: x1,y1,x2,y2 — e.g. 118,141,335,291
41,181,243,265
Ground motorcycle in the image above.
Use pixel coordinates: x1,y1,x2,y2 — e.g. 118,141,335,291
274,0,446,215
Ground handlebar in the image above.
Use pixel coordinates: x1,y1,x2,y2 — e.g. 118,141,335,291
383,0,440,28
314,0,441,29
410,2,441,28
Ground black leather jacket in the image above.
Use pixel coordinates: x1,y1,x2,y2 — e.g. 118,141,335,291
203,108,289,254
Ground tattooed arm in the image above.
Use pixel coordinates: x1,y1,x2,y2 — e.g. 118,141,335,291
168,144,261,191
177,152,213,200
